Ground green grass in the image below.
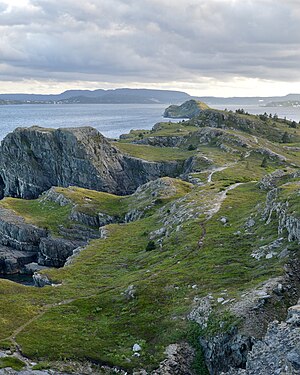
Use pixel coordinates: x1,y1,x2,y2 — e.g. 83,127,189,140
0,198,71,235
113,142,196,162
211,154,283,184
54,186,129,217
0,152,297,372
0,357,26,371
0,179,288,371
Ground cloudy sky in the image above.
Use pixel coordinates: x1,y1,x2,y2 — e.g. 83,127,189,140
0,0,300,96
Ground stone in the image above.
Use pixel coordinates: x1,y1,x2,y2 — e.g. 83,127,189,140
151,343,195,375
287,349,300,370
0,126,181,199
133,344,142,352
245,218,255,228
38,237,83,267
33,272,52,287
123,285,136,300
23,262,48,274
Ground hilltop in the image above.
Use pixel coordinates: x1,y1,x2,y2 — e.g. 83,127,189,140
163,99,210,118
0,100,299,374
0,88,191,105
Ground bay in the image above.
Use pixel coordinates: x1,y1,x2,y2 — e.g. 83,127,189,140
0,103,171,140
213,104,300,122
0,103,299,142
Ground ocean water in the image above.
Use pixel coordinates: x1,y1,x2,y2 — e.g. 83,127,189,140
213,104,300,122
0,103,171,140
0,103,299,142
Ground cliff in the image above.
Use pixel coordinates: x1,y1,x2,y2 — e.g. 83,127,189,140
0,126,180,199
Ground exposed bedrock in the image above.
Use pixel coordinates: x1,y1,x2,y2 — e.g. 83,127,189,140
0,207,84,273
0,126,180,199
38,237,83,268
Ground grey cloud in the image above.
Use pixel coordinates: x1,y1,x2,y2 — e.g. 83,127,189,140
0,0,299,86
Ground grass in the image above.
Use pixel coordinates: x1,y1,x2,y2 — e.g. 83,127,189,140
54,186,129,217
0,198,71,235
119,122,199,140
0,117,298,371
211,154,283,184
0,177,289,371
0,357,26,371
113,142,196,162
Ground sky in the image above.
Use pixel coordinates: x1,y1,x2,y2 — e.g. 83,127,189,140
0,0,300,96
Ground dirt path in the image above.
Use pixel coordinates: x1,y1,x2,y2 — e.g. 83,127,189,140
207,166,229,183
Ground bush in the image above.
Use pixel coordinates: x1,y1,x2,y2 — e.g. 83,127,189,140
146,240,156,251
188,144,197,151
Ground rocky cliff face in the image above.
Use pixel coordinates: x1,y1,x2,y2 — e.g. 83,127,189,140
0,206,84,273
0,126,180,199
223,303,300,375
263,183,300,244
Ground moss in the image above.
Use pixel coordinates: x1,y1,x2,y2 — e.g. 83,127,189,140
0,357,26,371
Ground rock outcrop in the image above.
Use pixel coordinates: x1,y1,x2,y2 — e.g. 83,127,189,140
223,303,300,375
0,207,84,274
0,126,180,199
164,99,210,118
263,184,300,244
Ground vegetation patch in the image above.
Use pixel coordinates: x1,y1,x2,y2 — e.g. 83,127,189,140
113,142,196,161
0,357,26,371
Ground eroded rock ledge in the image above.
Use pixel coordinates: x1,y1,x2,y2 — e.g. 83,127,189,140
0,126,180,199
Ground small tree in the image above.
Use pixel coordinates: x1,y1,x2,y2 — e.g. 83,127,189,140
146,240,156,251
281,131,290,143
187,144,197,151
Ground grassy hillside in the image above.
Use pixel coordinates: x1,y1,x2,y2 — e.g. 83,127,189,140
0,105,299,373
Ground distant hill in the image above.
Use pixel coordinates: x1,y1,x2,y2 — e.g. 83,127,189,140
0,88,191,105
264,100,300,108
193,93,300,106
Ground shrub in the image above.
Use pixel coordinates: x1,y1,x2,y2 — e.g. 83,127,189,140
146,240,156,251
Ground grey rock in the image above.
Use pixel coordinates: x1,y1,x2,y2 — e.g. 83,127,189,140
287,305,300,326
0,245,36,274
257,170,287,191
98,212,117,227
287,349,300,370
263,187,300,244
163,99,209,118
69,209,100,227
0,208,47,253
151,343,195,375
200,328,253,374
33,272,52,287
99,227,109,239
245,219,255,228
0,126,181,199
22,262,48,274
134,135,184,147
64,246,84,267
38,237,83,267
123,285,136,300
40,187,71,206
